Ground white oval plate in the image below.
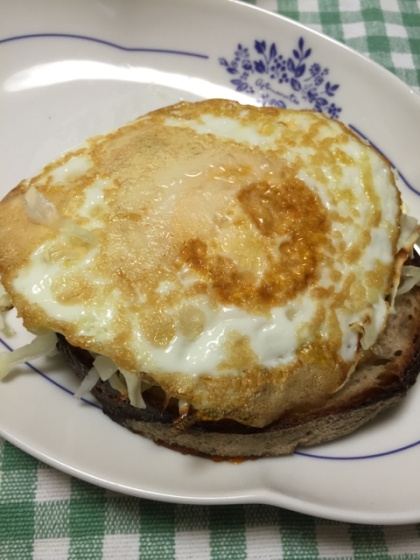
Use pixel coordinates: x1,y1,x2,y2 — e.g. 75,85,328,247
1,0,420,525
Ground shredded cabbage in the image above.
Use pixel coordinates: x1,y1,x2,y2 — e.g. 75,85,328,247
120,369,146,409
108,371,127,394
0,331,57,381
389,214,420,312
397,214,420,252
23,185,60,226
73,366,100,399
0,313,15,337
396,265,420,296
178,399,189,416
93,355,118,381
23,185,97,245
349,304,377,351
73,356,120,399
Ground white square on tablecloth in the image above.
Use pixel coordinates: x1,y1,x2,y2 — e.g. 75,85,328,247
102,534,140,560
33,538,70,560
35,467,71,503
339,0,361,12
298,0,319,13
392,52,415,69
380,0,400,11
245,526,283,559
175,530,211,560
343,22,366,39
385,23,408,37
316,524,353,559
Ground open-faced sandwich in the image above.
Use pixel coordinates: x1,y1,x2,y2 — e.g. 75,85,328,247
1,99,420,459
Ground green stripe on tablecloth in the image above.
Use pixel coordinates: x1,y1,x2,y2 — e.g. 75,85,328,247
401,5,420,86
68,478,106,559
350,524,391,560
176,503,209,531
278,509,319,559
400,0,420,15
272,0,299,23
209,505,247,560
244,503,280,526
139,499,176,560
35,501,71,539
319,0,345,43
362,7,394,70
105,493,142,534
0,441,38,560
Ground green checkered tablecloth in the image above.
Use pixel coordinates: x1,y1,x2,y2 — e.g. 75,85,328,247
256,0,420,96
2,1,420,559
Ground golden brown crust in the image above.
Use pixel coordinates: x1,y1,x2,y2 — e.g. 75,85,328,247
0,100,404,428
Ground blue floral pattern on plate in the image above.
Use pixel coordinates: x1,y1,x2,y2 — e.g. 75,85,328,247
219,37,341,117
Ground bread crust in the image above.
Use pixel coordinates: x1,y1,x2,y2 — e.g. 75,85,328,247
58,285,420,459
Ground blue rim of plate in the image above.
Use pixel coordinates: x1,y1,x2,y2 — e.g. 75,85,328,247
1,31,420,462
0,33,209,58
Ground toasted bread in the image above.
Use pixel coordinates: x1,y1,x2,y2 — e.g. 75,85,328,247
57,283,420,459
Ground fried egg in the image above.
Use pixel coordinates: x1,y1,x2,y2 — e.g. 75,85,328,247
0,100,411,427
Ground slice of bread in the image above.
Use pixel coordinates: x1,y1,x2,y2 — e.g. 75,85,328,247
57,282,420,460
